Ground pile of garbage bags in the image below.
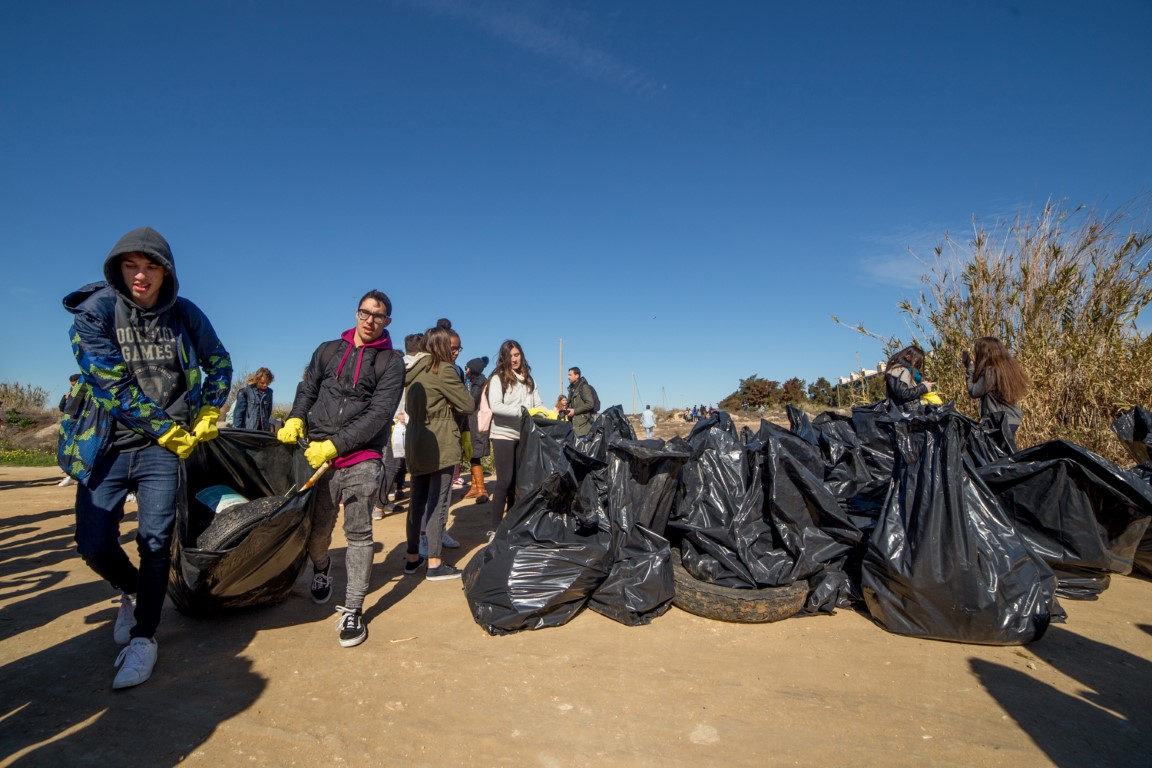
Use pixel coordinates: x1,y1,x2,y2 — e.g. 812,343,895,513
463,401,1152,646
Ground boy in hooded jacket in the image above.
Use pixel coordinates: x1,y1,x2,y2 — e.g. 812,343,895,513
60,226,232,689
278,289,404,647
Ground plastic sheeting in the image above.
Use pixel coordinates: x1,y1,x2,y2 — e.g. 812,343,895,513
169,429,315,614
1110,406,1152,576
861,409,1057,645
978,438,1152,594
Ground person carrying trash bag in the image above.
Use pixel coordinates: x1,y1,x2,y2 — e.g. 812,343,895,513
59,226,232,689
278,290,404,648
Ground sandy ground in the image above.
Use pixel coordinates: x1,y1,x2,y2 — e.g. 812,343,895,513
1,464,1150,768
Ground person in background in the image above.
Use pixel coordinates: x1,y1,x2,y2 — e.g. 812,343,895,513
401,325,475,580
60,226,232,689
372,411,407,520
233,367,275,431
554,394,569,420
278,290,403,648
884,345,934,409
641,404,657,440
487,340,544,540
965,336,1028,449
463,356,491,503
56,374,81,487
565,366,599,437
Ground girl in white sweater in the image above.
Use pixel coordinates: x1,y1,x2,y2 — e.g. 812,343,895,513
486,339,544,538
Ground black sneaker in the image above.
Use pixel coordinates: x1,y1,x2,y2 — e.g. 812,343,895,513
310,561,332,604
334,606,367,648
403,555,426,576
426,564,462,581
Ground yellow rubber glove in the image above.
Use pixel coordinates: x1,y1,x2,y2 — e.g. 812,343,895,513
304,439,338,469
278,417,305,445
191,406,221,442
460,431,472,464
157,424,198,460
528,407,559,420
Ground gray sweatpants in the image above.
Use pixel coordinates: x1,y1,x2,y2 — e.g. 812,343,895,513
307,459,380,612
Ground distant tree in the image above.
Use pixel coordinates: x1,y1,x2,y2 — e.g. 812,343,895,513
719,374,780,411
780,377,806,404
807,377,834,406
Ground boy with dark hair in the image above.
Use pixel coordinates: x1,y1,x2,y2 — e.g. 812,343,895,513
278,289,404,647
60,226,232,689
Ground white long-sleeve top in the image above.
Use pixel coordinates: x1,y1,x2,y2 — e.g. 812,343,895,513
487,371,544,441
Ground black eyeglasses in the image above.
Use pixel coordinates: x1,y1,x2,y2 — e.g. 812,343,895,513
356,309,389,323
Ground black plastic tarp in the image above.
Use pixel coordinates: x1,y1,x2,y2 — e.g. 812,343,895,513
1110,406,1152,576
169,429,315,614
861,409,1058,645
976,439,1152,596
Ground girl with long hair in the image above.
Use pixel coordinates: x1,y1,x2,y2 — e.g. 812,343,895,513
486,339,544,540
402,326,475,580
965,336,1028,447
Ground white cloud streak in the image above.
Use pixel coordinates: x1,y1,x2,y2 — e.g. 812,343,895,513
403,0,666,95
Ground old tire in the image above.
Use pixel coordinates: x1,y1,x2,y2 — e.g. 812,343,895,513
671,549,808,623
195,496,284,551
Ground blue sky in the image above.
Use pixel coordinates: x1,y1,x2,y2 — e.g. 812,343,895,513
2,1,1150,412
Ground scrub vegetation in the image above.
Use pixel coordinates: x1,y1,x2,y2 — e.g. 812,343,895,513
848,198,1152,464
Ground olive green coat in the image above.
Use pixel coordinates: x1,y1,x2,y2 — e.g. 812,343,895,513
404,354,476,475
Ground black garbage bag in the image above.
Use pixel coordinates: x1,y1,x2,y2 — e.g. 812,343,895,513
862,409,1057,645
463,412,612,634
587,436,691,625
668,413,843,608
1111,405,1152,464
754,420,863,613
462,471,612,635
975,439,1152,597
1110,407,1152,576
170,429,315,614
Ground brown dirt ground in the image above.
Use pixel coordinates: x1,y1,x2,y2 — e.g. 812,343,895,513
1,464,1150,768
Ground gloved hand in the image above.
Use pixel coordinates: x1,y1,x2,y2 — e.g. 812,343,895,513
304,439,338,469
191,406,221,442
528,407,560,420
460,431,472,464
157,424,198,459
278,417,305,445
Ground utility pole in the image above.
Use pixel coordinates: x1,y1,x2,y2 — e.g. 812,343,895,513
631,371,636,416
558,338,564,400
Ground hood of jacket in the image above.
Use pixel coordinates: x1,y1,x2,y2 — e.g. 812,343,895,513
102,227,179,315
405,352,433,385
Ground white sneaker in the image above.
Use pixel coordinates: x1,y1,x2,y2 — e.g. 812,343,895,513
57,476,74,487
125,493,137,504
113,592,135,645
112,637,157,689
441,531,460,549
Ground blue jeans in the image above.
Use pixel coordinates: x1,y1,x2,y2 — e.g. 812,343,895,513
75,443,182,639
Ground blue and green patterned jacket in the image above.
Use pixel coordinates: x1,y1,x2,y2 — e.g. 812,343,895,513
58,227,232,481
